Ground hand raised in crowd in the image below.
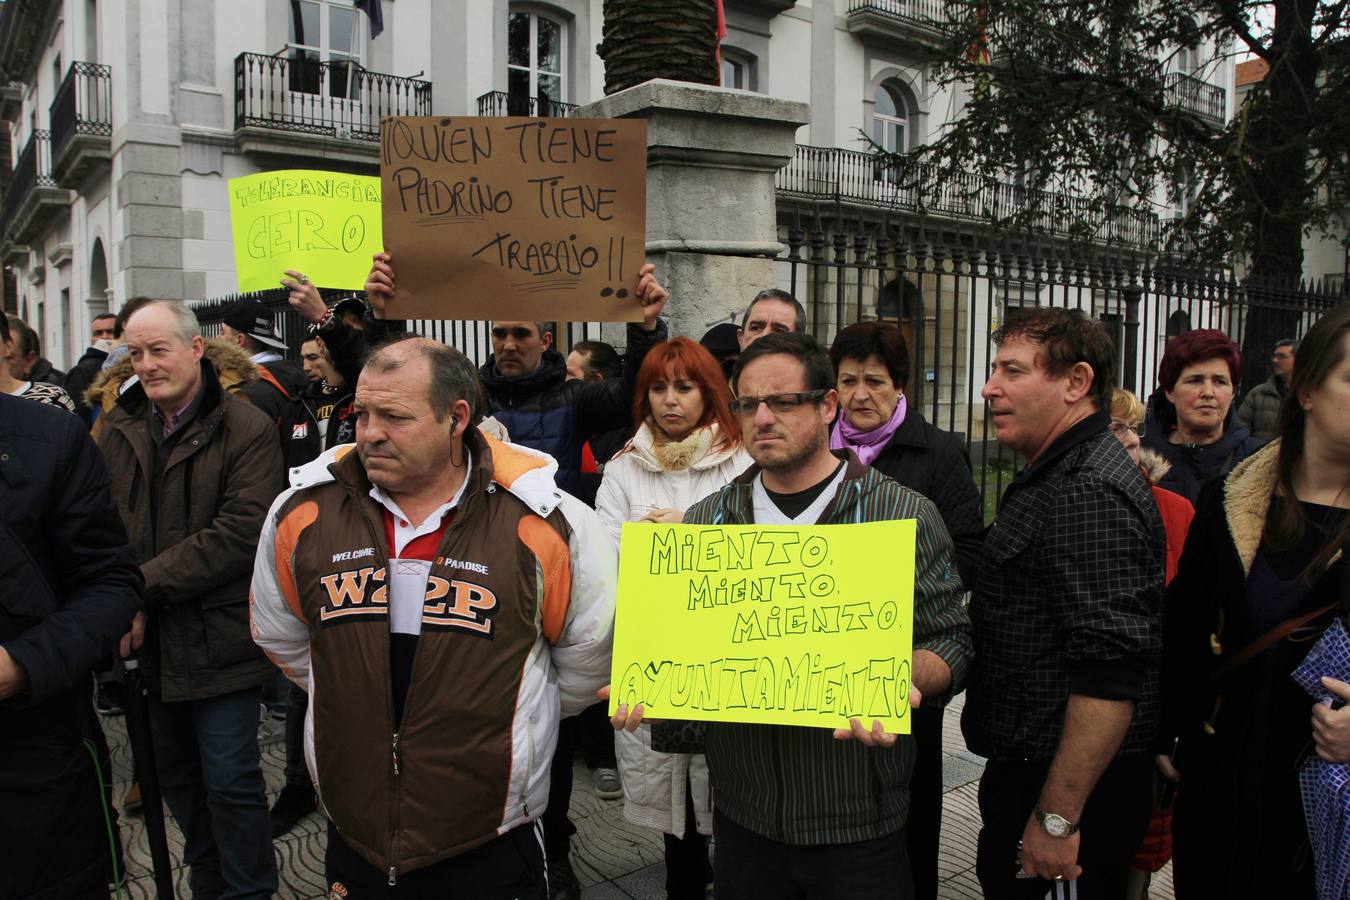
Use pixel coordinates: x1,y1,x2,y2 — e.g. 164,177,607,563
639,507,683,525
635,262,669,331
364,251,395,319
1312,677,1350,763
831,686,920,748
118,609,147,659
281,269,327,324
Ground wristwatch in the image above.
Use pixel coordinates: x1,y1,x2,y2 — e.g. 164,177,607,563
1034,806,1080,838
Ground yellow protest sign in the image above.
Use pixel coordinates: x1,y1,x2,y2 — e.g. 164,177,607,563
228,169,383,292
608,521,916,733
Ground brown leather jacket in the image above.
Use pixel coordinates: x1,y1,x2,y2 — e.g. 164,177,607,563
99,358,283,701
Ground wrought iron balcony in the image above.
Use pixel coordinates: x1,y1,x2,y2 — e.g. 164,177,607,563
776,144,1162,248
476,91,578,117
234,51,432,147
1,130,70,244
1165,72,1225,125
846,0,951,52
50,62,113,185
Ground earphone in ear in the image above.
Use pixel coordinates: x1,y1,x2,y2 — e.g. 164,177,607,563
450,415,459,432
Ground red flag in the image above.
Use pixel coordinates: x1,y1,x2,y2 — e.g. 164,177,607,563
715,0,728,84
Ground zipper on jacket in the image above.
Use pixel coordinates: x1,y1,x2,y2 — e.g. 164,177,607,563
388,730,400,885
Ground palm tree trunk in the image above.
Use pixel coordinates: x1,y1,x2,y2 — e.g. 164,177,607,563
598,0,720,95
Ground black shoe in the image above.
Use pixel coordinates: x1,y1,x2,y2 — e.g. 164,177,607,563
546,852,581,900
269,784,316,837
95,681,124,716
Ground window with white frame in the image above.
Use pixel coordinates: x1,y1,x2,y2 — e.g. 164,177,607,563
873,83,910,155
287,0,365,97
508,9,566,116
720,49,756,91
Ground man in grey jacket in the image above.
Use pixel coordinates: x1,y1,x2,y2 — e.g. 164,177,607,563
1236,338,1297,440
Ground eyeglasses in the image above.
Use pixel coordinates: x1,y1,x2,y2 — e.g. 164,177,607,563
491,327,536,341
1108,420,1145,437
731,390,827,417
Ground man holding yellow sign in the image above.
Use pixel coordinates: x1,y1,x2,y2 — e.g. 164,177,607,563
609,332,971,899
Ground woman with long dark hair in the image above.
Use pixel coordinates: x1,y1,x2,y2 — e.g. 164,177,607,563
1161,305,1350,898
595,336,750,900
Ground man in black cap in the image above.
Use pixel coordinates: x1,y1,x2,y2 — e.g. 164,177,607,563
220,298,316,469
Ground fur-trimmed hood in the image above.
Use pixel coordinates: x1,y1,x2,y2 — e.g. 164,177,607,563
1136,447,1173,486
85,338,259,408
1221,439,1281,576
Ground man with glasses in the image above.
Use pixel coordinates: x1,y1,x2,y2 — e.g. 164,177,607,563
1236,338,1298,441
615,331,971,899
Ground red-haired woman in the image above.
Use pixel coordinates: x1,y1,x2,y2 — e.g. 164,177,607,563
595,336,750,900
1142,328,1265,503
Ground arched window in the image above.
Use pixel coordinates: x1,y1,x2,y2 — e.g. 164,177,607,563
873,84,909,155
89,239,109,319
509,9,567,115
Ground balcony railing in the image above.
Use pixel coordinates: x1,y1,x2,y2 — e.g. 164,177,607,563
1165,72,1225,124
49,61,112,177
234,52,432,142
776,144,1162,247
1,130,60,240
846,0,947,28
476,91,577,117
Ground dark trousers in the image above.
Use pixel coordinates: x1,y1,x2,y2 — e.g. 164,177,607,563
713,809,913,900
283,681,309,788
542,717,576,860
906,704,944,900
325,819,547,899
662,770,711,900
148,686,277,900
576,700,616,770
975,755,1153,900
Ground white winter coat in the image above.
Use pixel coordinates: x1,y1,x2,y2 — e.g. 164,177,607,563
595,422,751,837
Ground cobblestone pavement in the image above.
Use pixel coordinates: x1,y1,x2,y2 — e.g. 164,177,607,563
101,695,1174,899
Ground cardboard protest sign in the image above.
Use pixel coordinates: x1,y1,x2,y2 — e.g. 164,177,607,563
379,116,646,322
228,170,383,292
608,522,916,733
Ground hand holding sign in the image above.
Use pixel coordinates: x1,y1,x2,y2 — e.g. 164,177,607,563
281,269,328,325
609,522,917,733
229,170,383,292
380,116,647,322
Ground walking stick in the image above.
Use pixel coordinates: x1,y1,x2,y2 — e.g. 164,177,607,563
122,655,176,899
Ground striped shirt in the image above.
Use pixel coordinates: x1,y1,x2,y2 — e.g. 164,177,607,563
674,451,972,845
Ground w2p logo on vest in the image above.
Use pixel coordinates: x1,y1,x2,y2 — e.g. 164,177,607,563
317,567,499,639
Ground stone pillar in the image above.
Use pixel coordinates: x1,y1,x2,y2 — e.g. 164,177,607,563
576,79,809,344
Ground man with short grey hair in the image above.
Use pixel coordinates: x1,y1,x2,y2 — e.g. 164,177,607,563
98,299,283,899
737,288,807,350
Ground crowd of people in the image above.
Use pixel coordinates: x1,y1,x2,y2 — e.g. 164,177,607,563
2,257,1348,900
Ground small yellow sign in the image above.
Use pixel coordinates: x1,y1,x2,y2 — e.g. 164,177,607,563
228,169,383,292
608,521,916,733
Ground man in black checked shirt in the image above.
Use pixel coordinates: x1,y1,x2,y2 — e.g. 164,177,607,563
964,308,1165,899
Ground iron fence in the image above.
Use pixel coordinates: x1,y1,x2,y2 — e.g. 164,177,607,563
49,61,112,163
234,52,432,141
0,129,55,232
189,288,600,369
773,215,1346,512
776,144,1163,248
475,90,578,117
1165,72,1226,124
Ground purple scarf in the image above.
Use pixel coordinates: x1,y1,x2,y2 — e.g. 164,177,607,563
831,396,907,466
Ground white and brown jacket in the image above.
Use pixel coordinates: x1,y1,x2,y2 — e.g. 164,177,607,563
250,428,616,879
